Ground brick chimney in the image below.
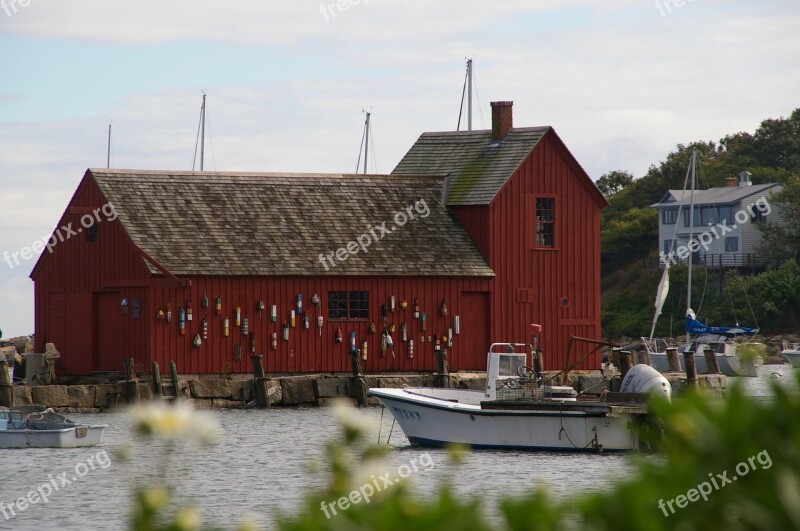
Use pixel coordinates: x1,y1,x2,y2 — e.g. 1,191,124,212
725,177,738,187
491,101,513,140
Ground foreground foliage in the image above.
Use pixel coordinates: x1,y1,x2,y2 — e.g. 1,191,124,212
278,378,800,531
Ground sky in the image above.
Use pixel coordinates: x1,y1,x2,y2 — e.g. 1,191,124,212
0,0,798,338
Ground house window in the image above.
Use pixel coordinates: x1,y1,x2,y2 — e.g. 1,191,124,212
328,291,369,320
701,206,717,225
683,206,703,227
724,237,739,252
535,198,555,247
751,208,767,223
663,239,676,255
85,224,99,243
661,208,678,225
718,206,733,223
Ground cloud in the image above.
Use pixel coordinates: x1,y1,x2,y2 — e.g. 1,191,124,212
1,0,799,336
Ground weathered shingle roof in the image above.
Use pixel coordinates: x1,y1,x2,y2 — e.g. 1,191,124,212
391,127,549,205
88,169,494,277
652,183,780,208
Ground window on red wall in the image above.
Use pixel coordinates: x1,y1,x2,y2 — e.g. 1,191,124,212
328,291,369,319
534,197,555,247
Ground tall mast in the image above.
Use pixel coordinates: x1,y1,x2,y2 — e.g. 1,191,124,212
363,111,370,174
686,148,696,313
200,93,206,171
467,58,473,131
106,122,111,169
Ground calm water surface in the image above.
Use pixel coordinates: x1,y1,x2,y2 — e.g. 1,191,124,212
1,365,795,530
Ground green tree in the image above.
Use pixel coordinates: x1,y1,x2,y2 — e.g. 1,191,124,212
758,176,800,262
596,170,634,197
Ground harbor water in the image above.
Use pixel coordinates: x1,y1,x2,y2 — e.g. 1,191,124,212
1,365,795,530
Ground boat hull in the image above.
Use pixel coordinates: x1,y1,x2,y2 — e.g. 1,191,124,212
781,350,800,369
0,425,106,449
649,350,759,377
370,388,638,452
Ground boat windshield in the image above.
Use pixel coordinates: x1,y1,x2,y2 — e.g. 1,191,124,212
498,354,525,377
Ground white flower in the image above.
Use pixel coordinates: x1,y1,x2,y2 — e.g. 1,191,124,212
129,401,220,444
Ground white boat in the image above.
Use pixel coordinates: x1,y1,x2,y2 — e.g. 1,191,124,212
0,406,107,449
645,332,762,377
369,329,671,452
780,341,800,368
643,149,761,377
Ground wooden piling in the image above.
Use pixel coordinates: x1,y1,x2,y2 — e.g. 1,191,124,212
684,351,698,388
703,347,721,374
666,347,681,372
169,360,180,401
436,349,451,388
0,358,13,407
151,361,163,401
619,350,633,382
251,355,270,408
349,350,368,407
611,347,621,371
124,357,139,404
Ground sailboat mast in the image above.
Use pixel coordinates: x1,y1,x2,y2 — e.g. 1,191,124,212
200,93,206,171
686,148,696,313
467,58,473,131
363,111,370,174
106,122,111,169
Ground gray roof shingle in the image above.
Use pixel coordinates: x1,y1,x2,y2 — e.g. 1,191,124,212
392,127,549,205
89,169,494,277
652,183,781,208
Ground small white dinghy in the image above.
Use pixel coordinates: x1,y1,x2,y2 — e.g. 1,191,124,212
370,325,670,452
0,406,107,449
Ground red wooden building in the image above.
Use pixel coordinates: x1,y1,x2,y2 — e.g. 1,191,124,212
31,101,606,375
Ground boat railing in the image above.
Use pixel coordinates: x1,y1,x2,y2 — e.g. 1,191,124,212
782,341,799,352
640,336,675,354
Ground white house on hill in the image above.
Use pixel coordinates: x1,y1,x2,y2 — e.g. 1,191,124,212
652,171,784,270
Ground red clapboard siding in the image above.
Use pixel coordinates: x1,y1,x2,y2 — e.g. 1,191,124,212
481,131,603,370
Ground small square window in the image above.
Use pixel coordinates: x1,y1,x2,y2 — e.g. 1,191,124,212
85,224,99,243
724,237,739,252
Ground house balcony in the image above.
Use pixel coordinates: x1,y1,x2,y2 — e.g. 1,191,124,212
643,252,768,272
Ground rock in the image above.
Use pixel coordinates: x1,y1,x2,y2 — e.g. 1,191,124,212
280,378,316,405
266,379,282,406
94,383,126,408
314,377,350,398
137,383,153,401
31,385,69,407
229,379,254,402
451,374,486,390
212,398,244,409
12,386,32,405
189,379,232,399
68,385,95,409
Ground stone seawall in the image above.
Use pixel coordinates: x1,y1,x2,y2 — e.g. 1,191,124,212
5,370,724,412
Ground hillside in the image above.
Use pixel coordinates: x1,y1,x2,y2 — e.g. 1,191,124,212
600,108,800,338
